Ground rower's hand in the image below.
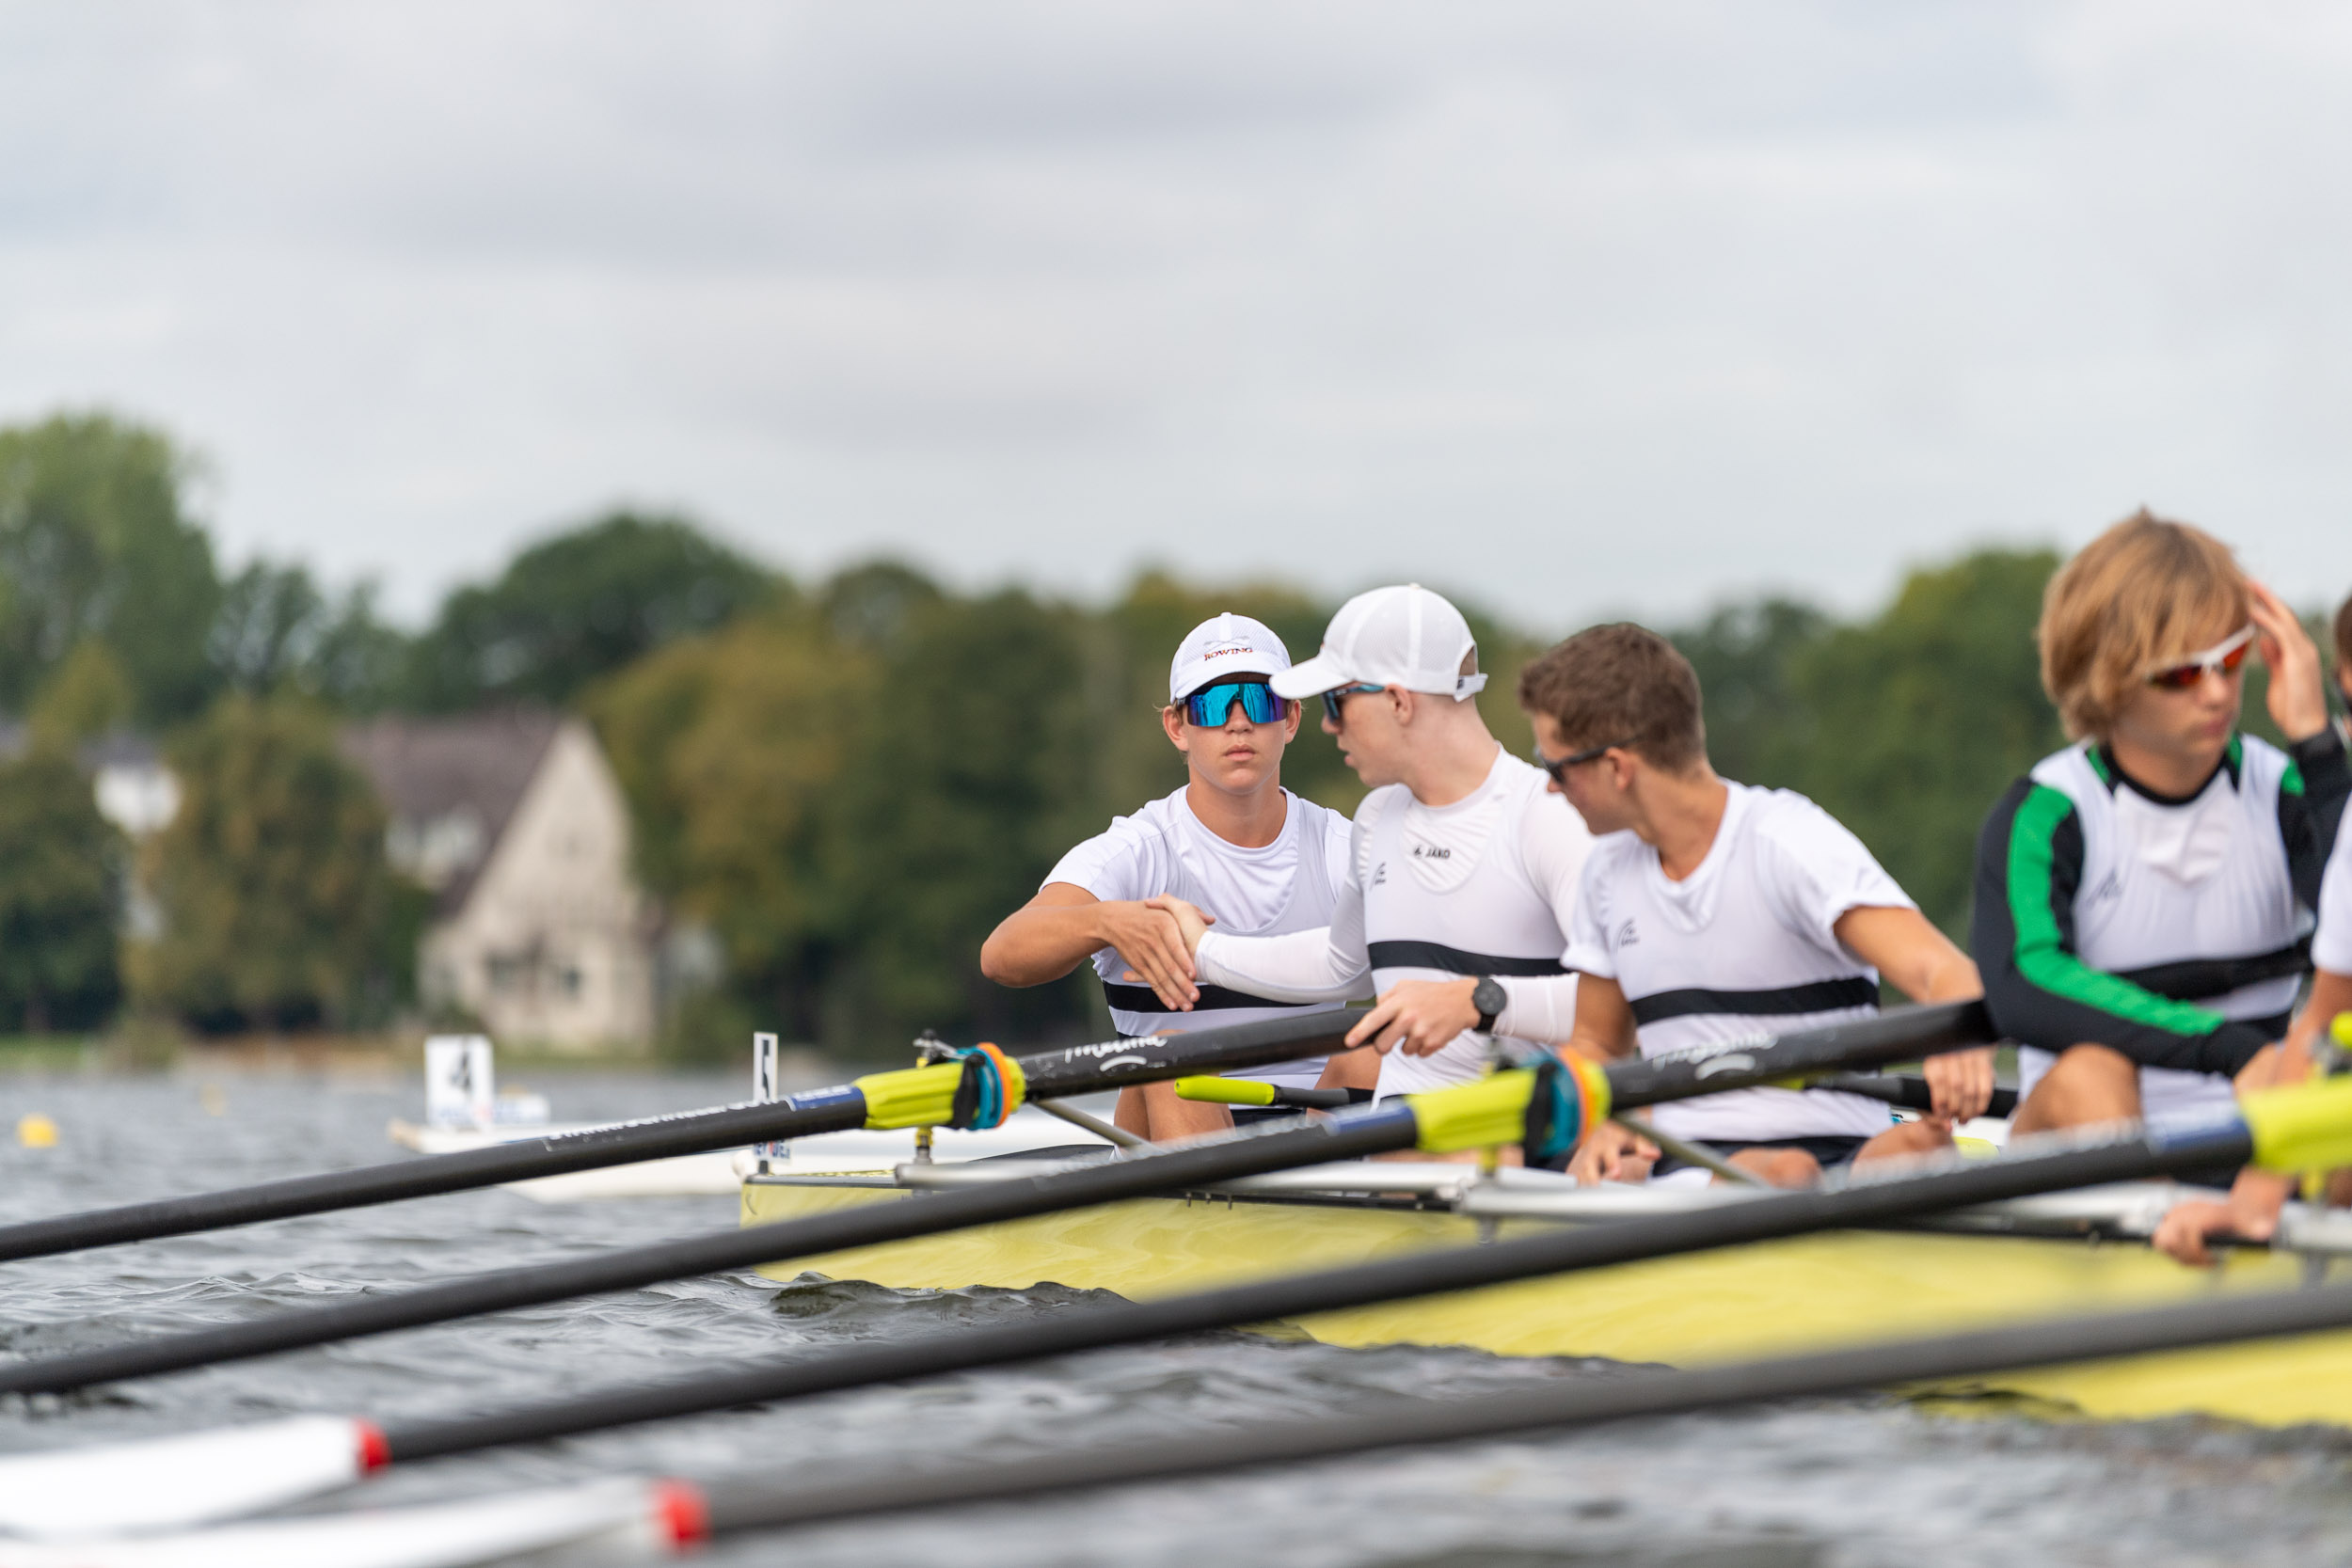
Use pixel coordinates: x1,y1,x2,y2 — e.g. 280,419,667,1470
1103,898,1209,1012
2153,1170,2292,1268
1921,1046,1995,1126
2249,578,2330,742
1346,977,1479,1056
1568,1122,1659,1186
1144,895,1216,958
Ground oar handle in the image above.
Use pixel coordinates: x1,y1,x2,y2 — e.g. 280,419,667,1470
1806,1072,2020,1120
1606,1000,1995,1110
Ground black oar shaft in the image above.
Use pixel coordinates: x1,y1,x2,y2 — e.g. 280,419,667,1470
381,1115,2244,1463
694,1276,2352,1536
0,1012,1359,1266
0,1001,1994,1397
0,1104,1419,1398
0,1089,868,1265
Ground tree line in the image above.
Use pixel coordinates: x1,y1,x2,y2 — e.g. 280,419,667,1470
0,408,2336,1055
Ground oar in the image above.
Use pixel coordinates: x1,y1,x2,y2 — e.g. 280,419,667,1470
31,1253,2352,1564
0,1010,1357,1265
0,1002,1992,1401
30,1018,2344,1540
354,1088,2352,1467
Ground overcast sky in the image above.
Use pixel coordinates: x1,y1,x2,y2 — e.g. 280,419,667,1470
3,2,2348,633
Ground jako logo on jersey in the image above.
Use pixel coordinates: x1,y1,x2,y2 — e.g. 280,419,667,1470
1615,918,1640,947
1372,862,1388,886
1410,845,1452,860
2088,872,2121,905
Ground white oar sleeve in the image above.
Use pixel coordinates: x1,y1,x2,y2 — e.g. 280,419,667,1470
1489,784,1596,1042
1196,822,1375,1002
1196,925,1372,1002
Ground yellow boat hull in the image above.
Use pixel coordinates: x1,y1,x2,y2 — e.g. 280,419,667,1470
739,1180,2352,1429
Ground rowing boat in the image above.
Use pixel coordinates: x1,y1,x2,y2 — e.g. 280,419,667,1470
740,1150,2352,1429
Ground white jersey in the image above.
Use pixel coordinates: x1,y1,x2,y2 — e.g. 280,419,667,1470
2321,825,2352,976
1045,787,1354,1088
2005,739,2312,1128
1196,748,1592,1098
1564,783,1906,1144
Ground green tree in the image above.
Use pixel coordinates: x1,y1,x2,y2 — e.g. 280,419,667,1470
592,601,872,1053
1779,549,2063,931
1663,548,2063,934
831,587,1101,1053
0,749,122,1032
0,412,223,723
130,696,399,1031
404,511,777,711
211,562,411,711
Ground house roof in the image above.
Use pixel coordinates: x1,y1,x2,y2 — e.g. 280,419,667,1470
341,707,564,915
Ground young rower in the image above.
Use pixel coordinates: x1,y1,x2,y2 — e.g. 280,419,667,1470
979,613,1358,1141
1161,584,1594,1102
2154,589,2352,1264
1523,624,1992,1188
1970,515,2347,1148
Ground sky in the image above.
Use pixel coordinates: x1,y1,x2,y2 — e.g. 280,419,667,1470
2,2,2349,634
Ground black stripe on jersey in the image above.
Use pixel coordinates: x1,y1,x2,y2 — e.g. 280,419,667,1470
1364,941,1566,977
1102,982,1322,1014
1628,975,1879,1026
2113,941,2312,1003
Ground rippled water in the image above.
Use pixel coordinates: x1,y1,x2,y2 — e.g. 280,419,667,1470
5,1064,2352,1566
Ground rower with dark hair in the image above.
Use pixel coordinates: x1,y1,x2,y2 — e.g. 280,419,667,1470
980,613,1360,1142
1970,514,2347,1149
1525,624,1992,1188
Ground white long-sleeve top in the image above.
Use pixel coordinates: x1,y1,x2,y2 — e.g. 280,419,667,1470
1196,748,1591,1095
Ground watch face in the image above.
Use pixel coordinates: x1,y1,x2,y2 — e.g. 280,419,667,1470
1472,975,1506,1018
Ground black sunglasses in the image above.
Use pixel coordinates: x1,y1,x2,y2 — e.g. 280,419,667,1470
1532,738,1625,785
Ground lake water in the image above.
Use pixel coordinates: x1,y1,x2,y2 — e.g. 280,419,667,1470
4,1065,2352,1566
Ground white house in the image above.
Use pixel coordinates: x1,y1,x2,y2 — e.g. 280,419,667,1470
343,709,657,1050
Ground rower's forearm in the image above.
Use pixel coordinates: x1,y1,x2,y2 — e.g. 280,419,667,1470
1494,974,1580,1042
1196,927,1369,1003
979,907,1102,988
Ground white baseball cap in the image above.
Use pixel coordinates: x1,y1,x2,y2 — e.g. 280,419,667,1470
1271,584,1489,702
1168,612,1292,703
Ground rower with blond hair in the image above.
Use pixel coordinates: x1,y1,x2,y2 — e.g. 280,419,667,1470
1971,514,2348,1150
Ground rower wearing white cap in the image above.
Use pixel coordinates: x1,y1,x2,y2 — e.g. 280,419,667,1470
981,613,1361,1141
1162,585,1595,1102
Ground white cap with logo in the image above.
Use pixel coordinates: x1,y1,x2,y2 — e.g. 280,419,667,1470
1271,584,1489,703
1168,612,1292,703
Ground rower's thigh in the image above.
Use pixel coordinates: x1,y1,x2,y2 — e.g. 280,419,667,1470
1317,1045,1381,1093
2009,1043,2141,1134
1854,1119,1950,1165
1726,1148,1820,1188
1137,1079,1234,1141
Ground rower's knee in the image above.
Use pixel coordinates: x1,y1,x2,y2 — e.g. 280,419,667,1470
1855,1118,1950,1165
1725,1148,1820,1189
2013,1043,2140,1132
1136,1080,1233,1142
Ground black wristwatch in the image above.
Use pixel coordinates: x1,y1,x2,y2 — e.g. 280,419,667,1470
1470,974,1507,1035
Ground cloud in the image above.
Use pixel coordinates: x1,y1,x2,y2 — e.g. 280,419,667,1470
0,1,2345,632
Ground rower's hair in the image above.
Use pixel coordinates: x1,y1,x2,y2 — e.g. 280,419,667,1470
1517,624,1706,774
2334,591,2351,699
2040,511,2249,741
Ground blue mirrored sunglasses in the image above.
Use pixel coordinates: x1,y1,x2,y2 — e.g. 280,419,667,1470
1183,680,1287,727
